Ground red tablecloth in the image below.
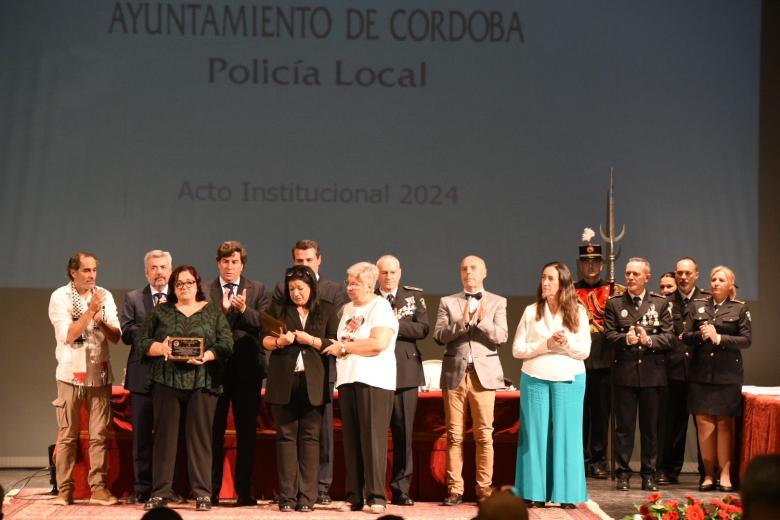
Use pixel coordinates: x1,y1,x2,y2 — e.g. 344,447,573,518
72,387,521,501
739,392,780,479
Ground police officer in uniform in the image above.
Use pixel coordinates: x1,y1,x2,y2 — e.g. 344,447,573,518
604,257,674,491
657,257,705,485
682,265,751,492
375,255,429,506
574,233,621,479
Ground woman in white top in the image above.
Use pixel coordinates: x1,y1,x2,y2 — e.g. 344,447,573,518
512,261,590,509
322,262,398,515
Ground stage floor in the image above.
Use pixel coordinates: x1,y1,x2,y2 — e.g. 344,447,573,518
0,469,721,519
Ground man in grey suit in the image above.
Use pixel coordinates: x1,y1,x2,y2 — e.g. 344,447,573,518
434,255,508,506
271,239,348,505
207,241,270,506
120,249,172,504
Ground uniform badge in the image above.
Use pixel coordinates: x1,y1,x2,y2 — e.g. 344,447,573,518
746,311,751,322
394,297,417,320
621,309,628,318
420,297,426,310
698,307,705,314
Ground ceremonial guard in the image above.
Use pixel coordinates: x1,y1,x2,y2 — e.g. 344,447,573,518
376,255,429,506
575,229,622,479
604,257,674,492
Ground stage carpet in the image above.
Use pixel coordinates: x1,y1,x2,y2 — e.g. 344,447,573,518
3,489,609,520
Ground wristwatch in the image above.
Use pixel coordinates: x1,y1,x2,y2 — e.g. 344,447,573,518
340,343,348,357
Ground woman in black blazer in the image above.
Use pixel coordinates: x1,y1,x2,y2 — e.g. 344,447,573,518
262,265,339,512
682,265,751,493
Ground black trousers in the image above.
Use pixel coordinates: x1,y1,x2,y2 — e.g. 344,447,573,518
340,383,394,507
318,382,335,494
270,373,323,508
130,391,153,497
211,379,262,498
582,368,612,471
151,385,218,499
659,379,689,477
614,384,663,480
390,386,418,498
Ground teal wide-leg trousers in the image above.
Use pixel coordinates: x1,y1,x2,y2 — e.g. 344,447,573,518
514,372,587,504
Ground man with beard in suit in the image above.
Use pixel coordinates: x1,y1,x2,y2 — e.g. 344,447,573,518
208,241,269,506
605,257,674,492
434,255,508,505
375,255,429,506
121,249,179,504
272,239,348,504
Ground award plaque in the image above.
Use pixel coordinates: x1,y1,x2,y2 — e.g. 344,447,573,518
168,337,205,361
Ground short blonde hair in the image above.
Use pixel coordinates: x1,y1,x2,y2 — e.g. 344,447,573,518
710,265,737,299
346,262,379,288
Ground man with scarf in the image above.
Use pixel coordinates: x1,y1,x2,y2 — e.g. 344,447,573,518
48,251,121,506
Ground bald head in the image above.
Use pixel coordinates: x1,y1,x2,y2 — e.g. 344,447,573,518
460,255,487,292
377,255,402,292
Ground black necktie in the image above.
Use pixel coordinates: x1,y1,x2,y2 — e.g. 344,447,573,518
714,303,720,314
466,292,483,300
153,292,165,306
632,296,641,310
224,283,236,297
386,294,394,305
683,297,690,306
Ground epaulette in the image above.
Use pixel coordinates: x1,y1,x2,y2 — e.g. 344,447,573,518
699,289,711,295
403,285,423,292
731,298,746,305
693,297,708,302
608,293,622,300
649,292,666,299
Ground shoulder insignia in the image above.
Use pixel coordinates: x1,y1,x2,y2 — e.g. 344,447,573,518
746,310,751,321
731,299,745,305
699,289,711,295
420,297,427,310
649,291,666,299
693,297,708,302
608,293,622,300
403,285,423,292
612,283,627,296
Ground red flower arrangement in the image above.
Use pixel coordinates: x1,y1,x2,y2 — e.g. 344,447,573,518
622,493,742,520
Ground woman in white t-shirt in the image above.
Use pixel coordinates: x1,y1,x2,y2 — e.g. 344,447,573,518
322,262,398,515
512,261,590,509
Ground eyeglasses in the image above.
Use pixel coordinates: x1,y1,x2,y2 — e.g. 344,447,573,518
344,281,365,289
175,280,197,289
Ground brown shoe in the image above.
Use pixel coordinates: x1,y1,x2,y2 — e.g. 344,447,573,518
51,489,74,506
477,487,495,501
90,487,119,505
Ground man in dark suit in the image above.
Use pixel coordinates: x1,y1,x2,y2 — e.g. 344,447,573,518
120,250,173,504
605,257,674,492
207,241,269,506
657,257,705,485
271,239,347,505
375,255,429,506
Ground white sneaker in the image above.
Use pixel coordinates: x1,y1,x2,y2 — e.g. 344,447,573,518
369,504,386,514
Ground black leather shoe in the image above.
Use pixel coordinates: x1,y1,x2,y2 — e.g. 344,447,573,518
442,493,463,506
642,478,659,491
171,491,187,504
127,493,149,504
392,493,414,506
316,493,331,505
195,496,211,511
560,503,576,509
717,484,735,493
524,500,545,508
144,497,168,510
699,482,715,492
656,473,670,486
616,478,630,491
591,467,608,479
297,504,313,512
279,504,294,512
236,495,257,507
